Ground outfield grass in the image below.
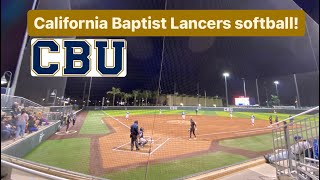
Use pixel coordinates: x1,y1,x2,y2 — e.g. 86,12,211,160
103,109,311,122
219,133,273,152
80,111,110,134
24,138,91,174
104,151,248,180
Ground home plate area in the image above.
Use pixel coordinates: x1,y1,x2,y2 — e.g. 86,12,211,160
113,136,170,155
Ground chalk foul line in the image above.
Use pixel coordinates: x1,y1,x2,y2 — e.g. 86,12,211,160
103,111,130,129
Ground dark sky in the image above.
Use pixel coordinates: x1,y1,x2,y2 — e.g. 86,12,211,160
1,0,319,106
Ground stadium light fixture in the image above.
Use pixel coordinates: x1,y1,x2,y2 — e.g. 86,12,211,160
223,72,230,77
274,81,279,85
1,71,12,96
223,72,230,107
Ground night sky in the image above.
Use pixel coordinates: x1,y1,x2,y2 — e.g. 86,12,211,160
1,0,319,106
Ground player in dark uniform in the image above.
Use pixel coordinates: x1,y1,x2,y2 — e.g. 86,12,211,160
189,117,197,140
66,114,71,133
195,109,198,116
275,115,279,127
269,115,273,125
72,113,76,126
130,120,140,151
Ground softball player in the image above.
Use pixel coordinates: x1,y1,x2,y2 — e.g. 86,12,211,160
125,111,130,120
230,111,233,119
138,127,148,147
189,117,197,140
269,115,273,125
181,111,186,120
251,115,255,126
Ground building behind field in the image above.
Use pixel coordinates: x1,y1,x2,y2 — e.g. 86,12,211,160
165,94,223,107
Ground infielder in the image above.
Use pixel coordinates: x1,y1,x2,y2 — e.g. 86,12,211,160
181,111,186,120
275,115,279,127
230,111,233,119
195,109,198,116
251,115,255,126
189,117,197,140
125,111,130,120
269,115,273,125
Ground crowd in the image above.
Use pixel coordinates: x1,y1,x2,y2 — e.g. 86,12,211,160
1,102,50,142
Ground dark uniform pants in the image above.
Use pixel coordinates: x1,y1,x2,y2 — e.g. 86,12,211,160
190,128,196,138
131,135,139,150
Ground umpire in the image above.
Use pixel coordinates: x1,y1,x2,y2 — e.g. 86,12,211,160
130,120,140,151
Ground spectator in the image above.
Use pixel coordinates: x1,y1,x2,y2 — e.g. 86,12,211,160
14,109,28,140
1,117,11,141
264,136,312,163
27,115,38,133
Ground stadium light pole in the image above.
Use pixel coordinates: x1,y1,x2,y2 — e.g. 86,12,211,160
87,77,92,106
1,71,12,96
255,78,260,106
242,78,247,97
293,74,301,108
9,0,39,96
274,81,280,106
223,73,230,107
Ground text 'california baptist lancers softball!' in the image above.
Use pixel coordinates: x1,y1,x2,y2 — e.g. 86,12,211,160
27,10,305,36
34,16,299,32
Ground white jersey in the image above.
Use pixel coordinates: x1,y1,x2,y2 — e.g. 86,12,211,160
182,112,186,120
125,112,129,119
251,116,255,123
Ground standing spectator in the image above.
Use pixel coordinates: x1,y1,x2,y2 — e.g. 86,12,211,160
14,109,28,140
130,120,140,151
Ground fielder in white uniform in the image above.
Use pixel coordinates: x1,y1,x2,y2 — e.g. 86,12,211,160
230,111,233,119
181,111,186,120
251,115,255,126
125,111,130,120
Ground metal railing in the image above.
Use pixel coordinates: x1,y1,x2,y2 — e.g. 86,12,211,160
1,94,42,109
271,106,319,179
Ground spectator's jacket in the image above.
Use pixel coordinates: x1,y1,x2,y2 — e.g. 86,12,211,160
130,123,139,136
290,140,311,155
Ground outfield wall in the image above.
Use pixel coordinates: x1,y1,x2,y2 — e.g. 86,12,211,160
84,106,319,115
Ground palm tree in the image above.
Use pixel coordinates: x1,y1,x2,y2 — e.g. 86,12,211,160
123,93,132,105
107,87,121,106
142,90,152,106
132,90,140,106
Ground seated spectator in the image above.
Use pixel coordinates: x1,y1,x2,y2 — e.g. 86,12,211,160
264,136,312,163
27,115,38,133
1,117,11,141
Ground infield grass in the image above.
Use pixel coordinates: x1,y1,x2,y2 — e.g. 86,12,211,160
104,151,248,180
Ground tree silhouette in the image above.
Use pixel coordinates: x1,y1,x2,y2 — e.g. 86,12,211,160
107,87,121,106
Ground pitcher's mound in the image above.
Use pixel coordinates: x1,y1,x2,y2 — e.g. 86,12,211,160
167,120,189,125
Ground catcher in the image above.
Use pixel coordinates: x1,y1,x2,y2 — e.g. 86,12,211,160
138,127,148,147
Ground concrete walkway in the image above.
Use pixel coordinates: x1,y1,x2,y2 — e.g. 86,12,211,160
218,163,277,180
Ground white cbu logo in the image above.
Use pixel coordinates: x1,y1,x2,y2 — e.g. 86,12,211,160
31,39,127,77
